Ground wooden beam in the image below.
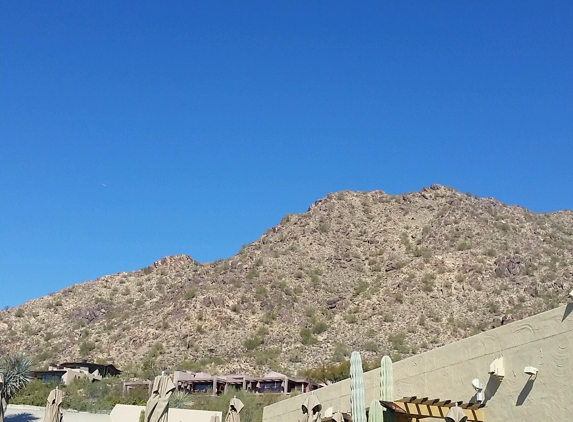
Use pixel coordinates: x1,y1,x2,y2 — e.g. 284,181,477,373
400,402,484,422
435,400,451,407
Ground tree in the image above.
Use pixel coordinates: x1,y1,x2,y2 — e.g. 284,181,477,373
0,352,32,404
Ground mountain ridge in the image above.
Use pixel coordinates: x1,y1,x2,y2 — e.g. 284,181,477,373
1,184,572,377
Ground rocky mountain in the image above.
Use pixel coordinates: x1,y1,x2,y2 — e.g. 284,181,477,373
1,185,572,377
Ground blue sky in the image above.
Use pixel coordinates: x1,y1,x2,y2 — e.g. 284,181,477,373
1,1,572,307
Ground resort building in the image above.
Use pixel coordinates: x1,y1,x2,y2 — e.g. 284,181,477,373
31,361,121,385
263,303,573,421
173,370,318,395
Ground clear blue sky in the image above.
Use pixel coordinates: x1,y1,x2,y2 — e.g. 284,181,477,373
1,1,572,307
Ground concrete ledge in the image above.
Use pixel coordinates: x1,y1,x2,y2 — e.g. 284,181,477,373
110,404,222,422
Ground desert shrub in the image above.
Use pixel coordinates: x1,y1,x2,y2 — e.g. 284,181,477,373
246,268,259,280
343,313,357,324
177,357,225,372
169,390,193,409
485,248,496,257
354,280,370,296
254,286,268,300
147,342,164,358
364,341,379,352
388,331,409,354
244,334,264,351
303,357,379,383
319,222,330,233
300,328,317,345
10,379,56,406
79,341,96,356
254,347,281,367
183,288,197,300
456,241,471,251
311,320,328,334
413,247,432,259
486,301,500,314
382,313,394,322
421,273,436,292
331,342,351,362
261,311,276,324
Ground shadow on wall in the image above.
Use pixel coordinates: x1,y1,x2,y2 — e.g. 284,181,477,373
562,302,573,322
483,375,501,405
6,413,40,422
516,378,535,406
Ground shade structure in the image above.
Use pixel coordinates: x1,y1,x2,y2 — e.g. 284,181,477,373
225,397,244,422
0,373,5,422
43,388,64,422
210,416,221,422
301,394,322,422
445,406,468,422
145,374,176,422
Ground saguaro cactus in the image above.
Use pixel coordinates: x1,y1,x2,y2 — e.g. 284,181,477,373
380,355,395,422
350,351,367,422
368,399,383,422
380,355,394,401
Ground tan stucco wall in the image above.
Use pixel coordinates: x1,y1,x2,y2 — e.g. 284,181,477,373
110,404,222,422
263,303,573,422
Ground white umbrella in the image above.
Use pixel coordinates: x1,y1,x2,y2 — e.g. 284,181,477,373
145,374,176,422
0,373,5,422
301,394,321,422
225,397,244,422
43,387,64,422
445,406,467,422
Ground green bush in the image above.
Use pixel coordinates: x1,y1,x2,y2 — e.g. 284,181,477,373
254,286,267,300
244,335,264,350
363,341,379,352
183,288,197,300
354,280,370,296
456,241,471,251
300,328,317,345
311,320,328,334
79,341,96,356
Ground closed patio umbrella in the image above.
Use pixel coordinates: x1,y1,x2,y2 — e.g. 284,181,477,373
332,411,344,422
145,374,176,422
301,394,322,422
43,387,63,422
445,406,467,422
225,397,244,422
0,373,5,422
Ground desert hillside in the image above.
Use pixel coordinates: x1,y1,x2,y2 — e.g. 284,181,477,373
1,185,572,376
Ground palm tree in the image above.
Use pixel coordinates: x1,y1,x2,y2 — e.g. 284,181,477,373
0,352,32,405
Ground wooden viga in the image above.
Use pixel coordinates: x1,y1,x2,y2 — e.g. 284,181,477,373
356,396,484,422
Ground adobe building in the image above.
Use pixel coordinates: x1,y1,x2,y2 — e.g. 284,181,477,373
174,370,317,395
31,361,121,385
263,303,573,421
